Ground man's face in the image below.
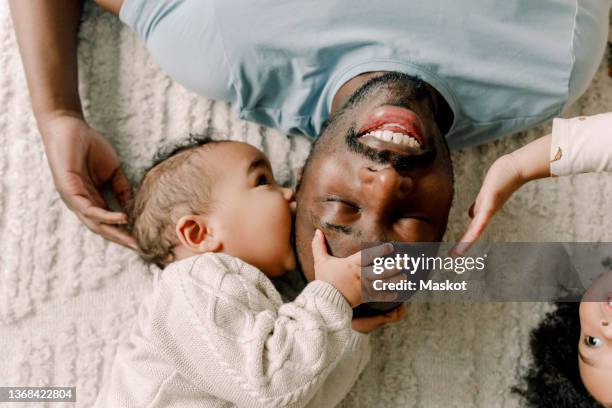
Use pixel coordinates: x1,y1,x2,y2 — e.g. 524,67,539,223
295,73,454,281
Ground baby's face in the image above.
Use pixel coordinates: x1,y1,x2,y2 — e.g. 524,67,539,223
207,142,296,277
579,271,612,406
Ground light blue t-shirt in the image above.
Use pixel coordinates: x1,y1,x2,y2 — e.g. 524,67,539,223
120,0,610,149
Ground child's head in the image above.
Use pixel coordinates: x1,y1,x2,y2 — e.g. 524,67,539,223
578,270,612,406
514,271,612,408
130,138,296,277
513,302,603,407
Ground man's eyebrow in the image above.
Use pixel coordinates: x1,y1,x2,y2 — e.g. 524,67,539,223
321,221,354,235
578,349,596,367
247,157,268,174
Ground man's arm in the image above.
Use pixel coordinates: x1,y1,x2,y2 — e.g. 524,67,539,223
9,1,136,249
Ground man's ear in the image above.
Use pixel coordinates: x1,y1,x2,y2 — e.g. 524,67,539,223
175,215,221,253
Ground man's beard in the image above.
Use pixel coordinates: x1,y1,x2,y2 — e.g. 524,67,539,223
341,71,430,112
339,72,438,172
345,127,437,172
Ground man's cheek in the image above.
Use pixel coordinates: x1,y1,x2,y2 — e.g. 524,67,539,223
327,237,356,258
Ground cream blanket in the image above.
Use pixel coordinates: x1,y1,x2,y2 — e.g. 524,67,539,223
1,3,611,407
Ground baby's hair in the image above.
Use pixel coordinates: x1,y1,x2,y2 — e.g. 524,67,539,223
129,134,225,268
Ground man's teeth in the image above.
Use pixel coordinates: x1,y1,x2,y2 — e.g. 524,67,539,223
365,129,422,148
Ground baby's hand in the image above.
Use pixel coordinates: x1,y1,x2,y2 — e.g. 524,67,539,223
311,229,393,308
450,154,524,256
352,304,407,333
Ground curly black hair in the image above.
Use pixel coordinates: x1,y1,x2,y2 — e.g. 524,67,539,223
512,302,602,407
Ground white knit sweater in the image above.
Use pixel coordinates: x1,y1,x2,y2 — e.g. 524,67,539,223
94,253,371,408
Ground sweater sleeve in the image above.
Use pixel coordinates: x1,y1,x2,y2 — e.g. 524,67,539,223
304,330,372,408
550,113,612,176
155,253,356,408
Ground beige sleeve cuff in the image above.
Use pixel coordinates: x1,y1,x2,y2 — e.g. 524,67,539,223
550,113,612,177
297,280,352,320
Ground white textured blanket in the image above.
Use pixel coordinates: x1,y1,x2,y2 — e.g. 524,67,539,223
1,3,611,407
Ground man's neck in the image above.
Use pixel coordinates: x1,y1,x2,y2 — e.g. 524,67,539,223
330,71,454,136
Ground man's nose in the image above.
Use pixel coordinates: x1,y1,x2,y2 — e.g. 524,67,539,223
359,166,414,207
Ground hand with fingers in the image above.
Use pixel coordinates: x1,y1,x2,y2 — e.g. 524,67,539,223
351,303,407,333
40,114,137,249
361,259,406,303
451,153,525,256
311,229,395,308
311,230,406,332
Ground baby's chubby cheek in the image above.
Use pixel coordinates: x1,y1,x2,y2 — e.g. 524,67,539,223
262,221,297,277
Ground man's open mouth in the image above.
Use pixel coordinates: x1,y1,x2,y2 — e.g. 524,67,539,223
356,106,426,155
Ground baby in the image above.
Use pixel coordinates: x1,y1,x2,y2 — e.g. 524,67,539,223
94,137,403,408
452,112,612,405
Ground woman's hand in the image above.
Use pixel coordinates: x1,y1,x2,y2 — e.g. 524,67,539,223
451,153,524,256
10,1,136,248
40,114,137,249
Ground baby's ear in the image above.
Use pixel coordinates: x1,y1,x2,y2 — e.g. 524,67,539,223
175,215,221,253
